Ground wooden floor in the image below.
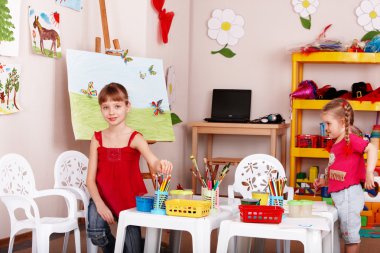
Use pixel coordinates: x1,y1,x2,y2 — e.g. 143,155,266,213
0,223,378,253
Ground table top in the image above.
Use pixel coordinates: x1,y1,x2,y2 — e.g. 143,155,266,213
189,122,290,129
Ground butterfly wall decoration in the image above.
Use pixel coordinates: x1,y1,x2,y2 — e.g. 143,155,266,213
121,49,133,64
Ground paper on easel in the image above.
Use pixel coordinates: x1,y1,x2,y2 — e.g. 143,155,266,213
279,216,330,231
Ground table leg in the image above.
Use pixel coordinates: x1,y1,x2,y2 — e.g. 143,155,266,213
169,230,182,253
115,220,127,253
305,230,322,253
206,134,213,162
144,227,162,253
192,127,199,193
270,130,277,158
281,132,287,166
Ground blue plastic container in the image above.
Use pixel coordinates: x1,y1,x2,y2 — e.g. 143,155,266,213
136,196,154,212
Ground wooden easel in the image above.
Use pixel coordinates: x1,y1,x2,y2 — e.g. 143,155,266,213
95,0,156,188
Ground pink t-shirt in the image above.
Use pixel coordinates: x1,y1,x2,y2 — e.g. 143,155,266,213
327,133,368,193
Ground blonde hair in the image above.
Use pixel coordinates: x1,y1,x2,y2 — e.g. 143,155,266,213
98,82,129,105
322,98,355,145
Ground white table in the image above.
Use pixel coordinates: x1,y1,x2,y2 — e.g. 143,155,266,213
114,207,235,253
216,203,340,253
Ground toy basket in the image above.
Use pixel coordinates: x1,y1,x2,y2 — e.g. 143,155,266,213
136,196,154,212
239,205,284,223
151,190,168,215
319,136,333,148
269,195,284,207
165,199,211,218
296,135,319,148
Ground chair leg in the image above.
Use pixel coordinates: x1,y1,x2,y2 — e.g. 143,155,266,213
169,230,182,253
36,230,50,253
74,228,81,253
87,237,98,253
7,235,15,253
32,230,37,253
62,232,69,253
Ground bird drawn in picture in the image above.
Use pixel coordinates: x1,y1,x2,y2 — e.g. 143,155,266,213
151,99,164,116
148,65,157,75
139,71,147,79
121,49,133,64
80,81,97,97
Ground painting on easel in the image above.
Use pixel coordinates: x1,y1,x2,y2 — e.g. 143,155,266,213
28,7,62,59
0,63,21,115
66,49,175,141
55,0,83,12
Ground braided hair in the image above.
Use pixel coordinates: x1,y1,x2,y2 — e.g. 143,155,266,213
322,98,355,154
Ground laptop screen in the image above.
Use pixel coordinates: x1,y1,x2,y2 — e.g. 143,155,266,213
211,89,251,119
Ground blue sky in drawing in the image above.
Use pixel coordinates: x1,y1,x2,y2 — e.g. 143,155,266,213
66,50,170,110
56,0,83,11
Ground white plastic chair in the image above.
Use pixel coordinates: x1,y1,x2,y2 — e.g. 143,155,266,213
54,150,97,253
0,153,81,253
226,154,294,253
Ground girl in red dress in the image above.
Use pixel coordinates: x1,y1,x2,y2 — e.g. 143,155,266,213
86,83,173,253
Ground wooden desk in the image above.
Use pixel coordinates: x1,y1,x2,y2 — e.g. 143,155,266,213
189,122,290,193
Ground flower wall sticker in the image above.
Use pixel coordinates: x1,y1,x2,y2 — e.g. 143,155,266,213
207,9,245,58
356,0,380,41
291,0,319,30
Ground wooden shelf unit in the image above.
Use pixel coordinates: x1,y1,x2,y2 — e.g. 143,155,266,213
289,52,380,187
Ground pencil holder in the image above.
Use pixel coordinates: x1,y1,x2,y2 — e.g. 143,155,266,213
151,190,168,215
201,187,219,211
269,195,284,207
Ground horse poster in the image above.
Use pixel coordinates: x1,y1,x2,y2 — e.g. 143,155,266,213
0,63,21,115
56,0,83,12
0,0,21,57
66,49,175,141
28,7,62,59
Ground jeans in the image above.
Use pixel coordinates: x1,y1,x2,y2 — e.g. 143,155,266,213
87,199,143,253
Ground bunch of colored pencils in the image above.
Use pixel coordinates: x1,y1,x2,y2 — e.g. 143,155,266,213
155,174,171,192
189,155,231,191
268,177,286,196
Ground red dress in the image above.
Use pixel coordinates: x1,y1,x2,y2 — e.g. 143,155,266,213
95,131,147,217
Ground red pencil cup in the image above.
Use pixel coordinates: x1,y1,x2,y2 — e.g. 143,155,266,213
201,187,219,211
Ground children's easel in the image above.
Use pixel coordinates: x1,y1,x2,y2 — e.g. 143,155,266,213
95,0,156,188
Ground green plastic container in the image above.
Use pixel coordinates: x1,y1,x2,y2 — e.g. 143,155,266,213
241,198,261,205
288,200,313,217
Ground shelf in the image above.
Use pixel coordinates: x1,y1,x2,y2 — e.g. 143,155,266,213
292,52,380,64
292,99,380,111
291,148,380,159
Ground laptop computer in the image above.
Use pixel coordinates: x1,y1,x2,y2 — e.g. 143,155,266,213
204,89,251,123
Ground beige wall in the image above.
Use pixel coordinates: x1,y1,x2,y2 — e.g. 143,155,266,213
1,0,379,239
0,0,190,239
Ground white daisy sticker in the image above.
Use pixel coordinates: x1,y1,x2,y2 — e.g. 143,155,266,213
207,9,245,58
356,0,380,41
291,0,319,30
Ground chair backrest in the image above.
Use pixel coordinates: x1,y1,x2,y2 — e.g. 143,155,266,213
54,150,90,198
231,154,288,199
0,153,36,197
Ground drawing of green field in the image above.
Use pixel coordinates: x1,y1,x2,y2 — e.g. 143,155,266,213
69,92,175,141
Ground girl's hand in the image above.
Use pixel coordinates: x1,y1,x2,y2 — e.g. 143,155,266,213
365,171,375,190
96,202,115,224
313,178,326,189
159,160,173,174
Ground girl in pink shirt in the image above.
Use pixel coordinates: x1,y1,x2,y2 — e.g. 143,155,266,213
314,98,377,253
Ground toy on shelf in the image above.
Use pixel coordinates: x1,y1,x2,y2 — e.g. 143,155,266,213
295,166,321,198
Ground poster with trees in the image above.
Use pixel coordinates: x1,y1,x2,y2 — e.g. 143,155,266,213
0,63,21,115
0,0,21,57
